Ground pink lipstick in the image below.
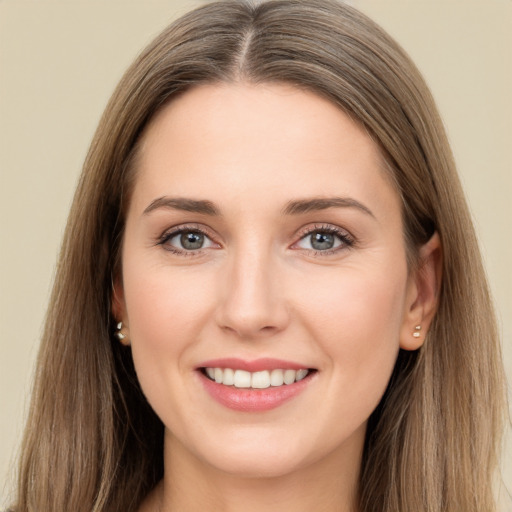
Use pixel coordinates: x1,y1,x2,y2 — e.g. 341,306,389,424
197,358,316,412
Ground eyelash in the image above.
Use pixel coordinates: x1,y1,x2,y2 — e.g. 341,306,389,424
156,223,355,256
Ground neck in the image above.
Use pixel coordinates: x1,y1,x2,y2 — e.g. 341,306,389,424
142,429,363,512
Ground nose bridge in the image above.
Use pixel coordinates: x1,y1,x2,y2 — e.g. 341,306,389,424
216,241,288,338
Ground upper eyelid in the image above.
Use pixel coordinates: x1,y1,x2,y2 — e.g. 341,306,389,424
159,223,215,239
294,223,352,239
160,223,350,237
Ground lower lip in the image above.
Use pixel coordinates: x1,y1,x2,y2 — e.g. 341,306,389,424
199,372,314,412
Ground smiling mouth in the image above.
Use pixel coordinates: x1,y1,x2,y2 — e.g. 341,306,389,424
201,367,316,389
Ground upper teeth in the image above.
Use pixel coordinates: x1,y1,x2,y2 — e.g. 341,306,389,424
205,368,309,389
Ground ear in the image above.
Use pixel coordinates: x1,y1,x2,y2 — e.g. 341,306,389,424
111,276,126,322
111,276,131,346
400,232,442,350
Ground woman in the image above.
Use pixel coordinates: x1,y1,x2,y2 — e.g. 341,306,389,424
11,0,506,511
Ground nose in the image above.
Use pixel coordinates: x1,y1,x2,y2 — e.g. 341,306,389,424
215,247,290,340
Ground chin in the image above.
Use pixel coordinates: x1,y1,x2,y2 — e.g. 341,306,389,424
181,423,358,481
205,447,310,479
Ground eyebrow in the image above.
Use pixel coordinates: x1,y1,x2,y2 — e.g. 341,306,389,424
143,196,220,216
142,195,374,218
282,197,375,217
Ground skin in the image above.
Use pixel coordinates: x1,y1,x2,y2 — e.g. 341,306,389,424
114,83,441,512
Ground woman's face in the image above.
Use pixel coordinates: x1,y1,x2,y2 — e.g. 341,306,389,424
116,83,425,478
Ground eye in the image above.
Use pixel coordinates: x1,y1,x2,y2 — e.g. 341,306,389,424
298,231,342,251
294,226,354,253
159,228,216,253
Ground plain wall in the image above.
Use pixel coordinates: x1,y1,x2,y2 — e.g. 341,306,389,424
1,0,510,508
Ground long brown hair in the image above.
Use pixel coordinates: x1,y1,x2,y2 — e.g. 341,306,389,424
14,1,506,510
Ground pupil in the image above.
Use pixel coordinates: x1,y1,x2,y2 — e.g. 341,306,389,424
181,232,204,250
311,232,334,250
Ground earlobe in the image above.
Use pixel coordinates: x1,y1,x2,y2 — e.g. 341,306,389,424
399,232,442,351
112,277,131,346
115,321,131,346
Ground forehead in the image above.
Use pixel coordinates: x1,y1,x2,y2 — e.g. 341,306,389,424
130,82,399,219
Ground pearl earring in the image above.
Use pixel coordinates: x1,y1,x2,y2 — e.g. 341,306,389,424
115,321,130,345
412,325,422,338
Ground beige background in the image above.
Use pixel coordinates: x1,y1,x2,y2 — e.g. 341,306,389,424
0,0,510,508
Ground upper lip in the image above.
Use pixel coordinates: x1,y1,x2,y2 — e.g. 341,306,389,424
197,358,313,372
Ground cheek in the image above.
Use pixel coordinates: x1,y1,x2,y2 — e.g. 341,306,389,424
121,261,216,399
298,264,407,406
124,262,213,343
